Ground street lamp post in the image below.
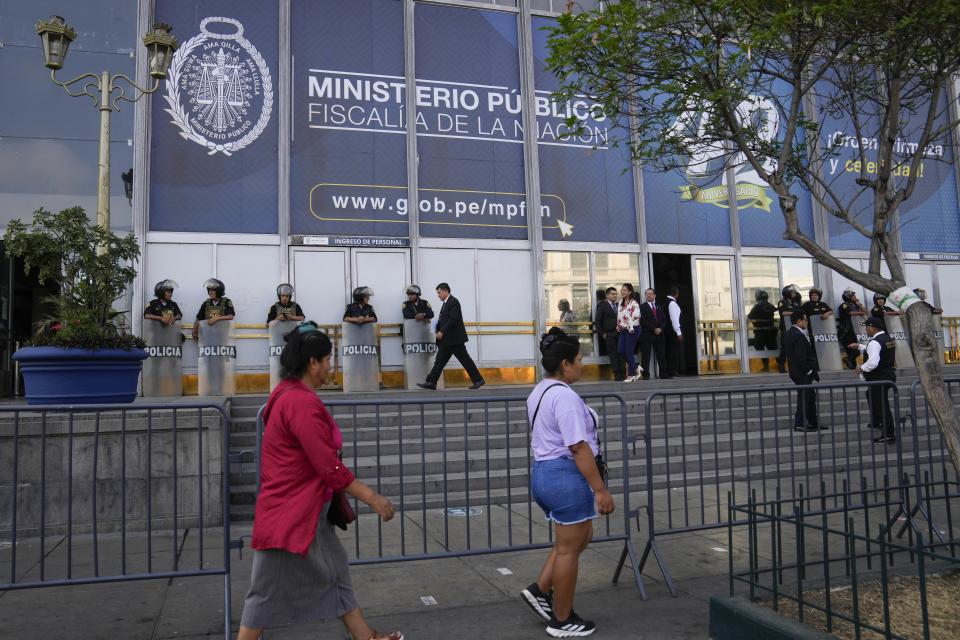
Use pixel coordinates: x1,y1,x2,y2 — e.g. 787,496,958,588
35,16,178,234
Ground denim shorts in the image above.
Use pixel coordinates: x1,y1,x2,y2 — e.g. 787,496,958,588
530,457,598,526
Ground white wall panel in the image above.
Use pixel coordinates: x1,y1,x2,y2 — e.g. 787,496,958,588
905,263,935,306
354,250,409,367
937,265,960,315
217,245,281,372
830,259,867,310
476,250,534,362
291,249,349,325
419,248,480,364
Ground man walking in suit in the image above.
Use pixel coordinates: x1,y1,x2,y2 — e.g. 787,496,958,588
638,288,668,380
417,283,485,390
784,311,821,432
595,287,624,381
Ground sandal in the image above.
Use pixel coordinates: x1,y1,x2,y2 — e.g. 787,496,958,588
371,632,404,640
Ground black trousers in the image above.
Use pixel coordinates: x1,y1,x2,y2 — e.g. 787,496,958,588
843,347,860,369
639,336,666,378
603,332,625,380
866,384,896,436
794,386,819,427
426,342,483,385
664,334,682,376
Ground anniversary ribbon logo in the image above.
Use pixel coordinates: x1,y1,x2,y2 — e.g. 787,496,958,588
164,17,273,156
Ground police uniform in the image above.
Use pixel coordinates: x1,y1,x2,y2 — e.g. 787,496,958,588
196,297,235,322
343,302,377,321
747,300,777,350
860,330,897,438
870,304,893,322
144,298,183,323
267,302,304,323
837,301,865,368
800,299,832,338
776,296,802,372
402,299,434,321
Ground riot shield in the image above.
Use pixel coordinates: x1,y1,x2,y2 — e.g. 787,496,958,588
883,313,915,369
198,320,236,396
402,319,443,390
808,314,842,371
268,320,299,391
141,319,184,397
342,322,379,393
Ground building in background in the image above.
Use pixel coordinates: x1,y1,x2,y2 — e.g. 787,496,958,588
1,0,959,394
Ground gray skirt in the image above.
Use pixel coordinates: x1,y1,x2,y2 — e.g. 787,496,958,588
240,502,358,629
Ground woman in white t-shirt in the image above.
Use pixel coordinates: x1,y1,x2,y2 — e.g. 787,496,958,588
519,327,615,637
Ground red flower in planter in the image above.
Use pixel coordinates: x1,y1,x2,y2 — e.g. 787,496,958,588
52,323,62,332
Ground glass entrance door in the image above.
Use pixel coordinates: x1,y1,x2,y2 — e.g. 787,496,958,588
693,257,740,374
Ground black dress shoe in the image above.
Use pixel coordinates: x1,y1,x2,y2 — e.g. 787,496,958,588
416,382,436,390
817,424,829,430
794,425,818,432
873,435,896,444
469,380,486,390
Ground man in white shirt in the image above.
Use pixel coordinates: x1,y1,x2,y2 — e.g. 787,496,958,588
664,286,683,378
847,316,897,443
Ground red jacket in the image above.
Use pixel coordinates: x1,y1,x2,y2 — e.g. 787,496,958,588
251,378,356,556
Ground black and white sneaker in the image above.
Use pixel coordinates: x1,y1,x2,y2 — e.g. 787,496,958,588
521,582,553,621
546,612,596,637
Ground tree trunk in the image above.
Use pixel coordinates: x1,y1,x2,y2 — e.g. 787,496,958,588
904,303,960,475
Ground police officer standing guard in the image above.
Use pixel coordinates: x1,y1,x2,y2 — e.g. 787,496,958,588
192,278,235,340
837,288,865,369
848,316,897,444
870,293,894,325
144,279,183,326
748,290,777,371
267,283,305,323
402,285,434,323
801,287,832,338
344,286,377,325
776,285,803,373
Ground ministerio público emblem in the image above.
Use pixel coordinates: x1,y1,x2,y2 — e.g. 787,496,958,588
163,17,273,156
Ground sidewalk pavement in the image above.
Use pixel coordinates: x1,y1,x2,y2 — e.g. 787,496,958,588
0,524,739,639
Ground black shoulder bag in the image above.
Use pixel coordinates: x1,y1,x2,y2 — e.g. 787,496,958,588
529,383,607,484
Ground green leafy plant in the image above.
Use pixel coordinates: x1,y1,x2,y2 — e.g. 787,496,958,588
4,206,145,350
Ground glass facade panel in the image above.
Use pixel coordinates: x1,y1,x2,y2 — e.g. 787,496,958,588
742,256,780,371
544,251,593,356
781,257,815,302
0,2,137,51
695,258,737,371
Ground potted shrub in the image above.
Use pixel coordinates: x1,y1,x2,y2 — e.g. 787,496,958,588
5,207,147,404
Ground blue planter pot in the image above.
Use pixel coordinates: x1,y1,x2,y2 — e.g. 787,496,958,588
13,346,148,405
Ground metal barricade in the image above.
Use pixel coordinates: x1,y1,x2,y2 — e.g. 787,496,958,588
255,392,647,597
631,379,940,596
0,403,233,639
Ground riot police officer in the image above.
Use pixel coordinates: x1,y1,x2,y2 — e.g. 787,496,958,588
144,279,183,326
192,278,235,340
344,286,377,324
776,285,803,373
870,293,894,327
402,285,434,323
267,283,305,323
747,290,777,371
837,288,866,369
800,287,832,338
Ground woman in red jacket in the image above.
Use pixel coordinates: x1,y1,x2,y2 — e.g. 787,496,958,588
238,322,403,640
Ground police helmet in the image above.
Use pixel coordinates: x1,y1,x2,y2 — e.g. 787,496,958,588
756,290,769,302
873,292,886,305
353,286,374,303
405,284,422,297
809,287,823,299
913,288,928,301
781,284,797,298
276,283,294,300
842,288,857,303
204,278,225,297
154,279,178,298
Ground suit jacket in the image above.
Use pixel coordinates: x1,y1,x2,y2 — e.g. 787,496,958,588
784,326,819,384
594,300,618,335
435,295,469,346
639,301,667,341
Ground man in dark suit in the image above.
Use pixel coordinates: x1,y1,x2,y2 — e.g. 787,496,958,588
638,287,668,380
595,287,624,381
784,311,822,432
417,283,485,390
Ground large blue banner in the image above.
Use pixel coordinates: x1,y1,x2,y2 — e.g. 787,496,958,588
290,0,407,237
150,0,278,233
532,17,637,243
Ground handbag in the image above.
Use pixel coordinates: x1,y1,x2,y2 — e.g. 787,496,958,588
327,451,356,530
530,383,607,485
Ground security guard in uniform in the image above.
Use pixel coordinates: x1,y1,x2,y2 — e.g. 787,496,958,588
192,278,235,340
267,283,305,323
344,286,377,324
776,285,803,373
402,285,434,323
848,316,897,443
870,293,894,325
837,288,866,369
747,290,777,371
800,287,832,338
144,279,183,326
